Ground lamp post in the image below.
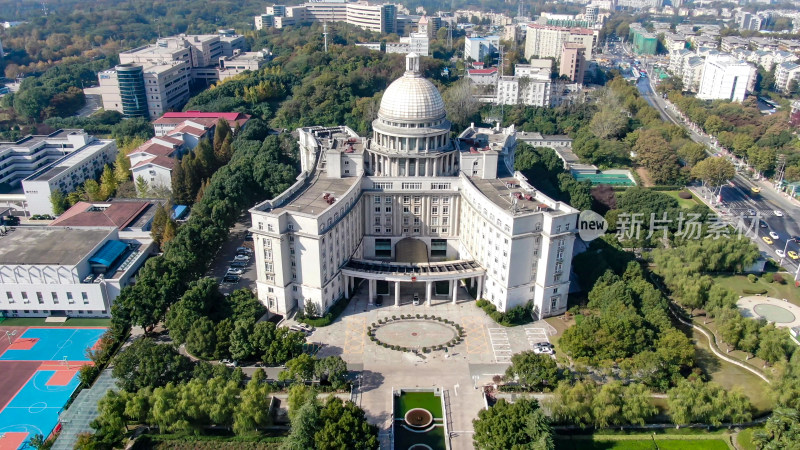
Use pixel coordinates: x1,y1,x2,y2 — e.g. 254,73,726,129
4,329,16,344
782,237,800,273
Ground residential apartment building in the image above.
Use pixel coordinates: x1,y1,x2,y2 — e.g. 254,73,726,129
696,54,756,102
617,0,661,8
465,35,500,62
496,64,552,106
259,1,397,34
560,43,585,84
524,24,595,61
466,68,498,86
628,24,658,55
386,33,430,56
0,228,153,318
775,61,800,93
0,130,118,215
249,53,579,318
663,33,687,53
721,36,750,53
735,11,765,31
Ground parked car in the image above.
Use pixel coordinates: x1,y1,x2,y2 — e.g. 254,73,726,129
295,323,314,333
230,261,247,268
789,251,799,260
289,325,311,335
375,295,383,306
776,249,786,258
412,293,420,306
760,221,768,228
245,232,253,241
532,344,554,355
227,268,244,275
223,274,241,283
234,254,251,262
747,209,757,216
236,246,253,255
770,231,780,240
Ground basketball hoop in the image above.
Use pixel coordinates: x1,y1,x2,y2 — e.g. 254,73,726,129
4,329,16,344
62,356,70,370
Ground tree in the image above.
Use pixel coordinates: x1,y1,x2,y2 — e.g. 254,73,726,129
753,408,800,449
473,398,554,450
315,397,379,450
549,380,596,427
280,353,316,382
504,351,561,391
162,219,178,246
677,142,707,168
99,164,118,199
135,175,150,197
111,337,193,392
667,378,752,427
314,356,348,389
590,106,628,139
704,115,725,135
621,383,657,426
757,325,791,364
150,202,169,247
691,157,735,193
213,119,232,155
233,369,273,435
442,78,479,130
282,400,321,450
84,179,104,201
634,129,681,185
50,189,69,215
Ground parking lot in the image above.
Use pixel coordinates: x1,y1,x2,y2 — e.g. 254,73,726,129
206,215,257,295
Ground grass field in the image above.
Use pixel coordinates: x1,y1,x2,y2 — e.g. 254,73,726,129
735,427,759,450
710,273,800,307
0,317,112,327
663,190,702,209
556,433,732,450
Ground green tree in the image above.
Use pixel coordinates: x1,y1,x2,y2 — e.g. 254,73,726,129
590,106,628,139
50,189,69,215
753,408,800,449
111,337,193,392
233,369,273,435
280,353,316,382
315,397,379,450
150,202,168,247
549,380,596,427
677,142,707,168
282,400,321,450
504,351,561,391
621,383,657,426
691,157,735,192
314,355,348,389
473,397,554,450
99,164,118,199
135,175,150,197
84,179,104,201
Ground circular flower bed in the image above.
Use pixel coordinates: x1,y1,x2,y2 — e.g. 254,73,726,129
367,315,466,353
404,408,433,428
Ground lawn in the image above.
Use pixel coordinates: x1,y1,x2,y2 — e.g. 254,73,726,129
735,427,760,450
556,436,731,450
710,273,800,307
0,317,111,327
662,190,702,209
394,391,443,418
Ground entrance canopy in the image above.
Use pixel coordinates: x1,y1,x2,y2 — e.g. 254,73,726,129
342,258,484,282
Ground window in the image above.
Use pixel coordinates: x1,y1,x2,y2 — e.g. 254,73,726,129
265,263,273,272
67,292,74,304
442,206,449,215
431,239,447,257
550,296,559,310
385,228,392,234
384,196,392,204
403,196,410,204
413,196,421,204
293,286,298,291
374,197,381,204
432,206,438,215
403,206,410,213
385,206,392,213
443,197,450,204
375,206,381,213
268,224,274,232
374,217,381,225
22,292,29,303
6,292,13,303
37,292,43,304
375,227,381,234
82,292,89,304
431,217,439,226
554,274,562,283
432,196,439,204
556,225,562,233
555,262,563,273
376,239,392,257
413,228,420,234
413,206,420,214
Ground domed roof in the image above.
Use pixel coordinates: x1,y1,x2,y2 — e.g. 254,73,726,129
378,54,446,122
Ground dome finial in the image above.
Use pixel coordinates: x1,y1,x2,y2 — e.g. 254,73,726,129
405,53,420,75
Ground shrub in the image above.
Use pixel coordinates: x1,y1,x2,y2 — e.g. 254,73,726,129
773,273,785,284
764,273,774,283
747,274,757,283
743,288,768,295
678,190,692,199
476,299,489,307
392,315,397,320
299,295,351,327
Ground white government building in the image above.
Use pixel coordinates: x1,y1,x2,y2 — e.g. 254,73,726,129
249,54,579,319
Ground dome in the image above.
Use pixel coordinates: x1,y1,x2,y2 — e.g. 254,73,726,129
377,54,446,122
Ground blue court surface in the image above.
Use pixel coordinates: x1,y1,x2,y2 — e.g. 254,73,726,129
0,328,106,362
0,370,80,446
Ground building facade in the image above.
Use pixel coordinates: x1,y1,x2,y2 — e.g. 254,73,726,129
0,131,118,215
697,54,756,102
0,228,153,318
775,61,800,93
525,24,595,61
560,42,586,84
464,36,500,62
385,33,430,56
260,1,396,34
496,63,553,106
249,54,578,318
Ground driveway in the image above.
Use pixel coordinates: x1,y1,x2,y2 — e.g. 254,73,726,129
206,214,257,295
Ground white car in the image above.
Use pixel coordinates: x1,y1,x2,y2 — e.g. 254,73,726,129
775,210,784,217
233,254,250,262
227,268,244,275
776,249,786,258
770,231,779,240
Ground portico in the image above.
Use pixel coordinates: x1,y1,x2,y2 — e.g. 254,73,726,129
341,259,485,307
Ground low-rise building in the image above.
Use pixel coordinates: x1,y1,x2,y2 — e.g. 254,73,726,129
465,35,500,62
0,228,153,318
663,33,687,53
466,68,498,86
355,42,382,51
776,61,800,94
4,131,118,216
98,61,191,120
721,36,750,53
629,24,658,55
217,50,270,81
50,199,165,236
261,1,397,34
152,111,251,136
559,42,586,84
386,33,430,56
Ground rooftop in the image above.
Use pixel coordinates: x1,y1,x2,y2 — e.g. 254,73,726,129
469,173,566,217
467,68,498,75
25,138,114,182
0,228,113,266
264,172,359,216
153,111,251,128
0,129,82,152
50,200,156,229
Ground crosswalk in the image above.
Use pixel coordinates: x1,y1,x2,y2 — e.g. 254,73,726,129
487,328,512,364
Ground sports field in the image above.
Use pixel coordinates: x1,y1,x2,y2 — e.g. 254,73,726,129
0,326,106,449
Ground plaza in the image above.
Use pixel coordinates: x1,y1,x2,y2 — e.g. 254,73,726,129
305,284,557,450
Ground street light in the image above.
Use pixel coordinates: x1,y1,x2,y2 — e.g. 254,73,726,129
4,329,16,344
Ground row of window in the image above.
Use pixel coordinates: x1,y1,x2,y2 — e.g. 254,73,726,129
4,291,89,305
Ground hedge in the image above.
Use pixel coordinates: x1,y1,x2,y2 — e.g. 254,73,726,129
299,295,351,327
475,299,534,327
742,288,768,295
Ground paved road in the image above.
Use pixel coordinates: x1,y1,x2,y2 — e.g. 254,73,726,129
636,76,800,276
205,214,257,295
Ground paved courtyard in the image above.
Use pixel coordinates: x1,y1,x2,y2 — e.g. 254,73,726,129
308,281,556,450
738,296,800,330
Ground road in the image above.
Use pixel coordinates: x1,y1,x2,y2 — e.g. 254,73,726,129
206,214,258,296
634,75,800,276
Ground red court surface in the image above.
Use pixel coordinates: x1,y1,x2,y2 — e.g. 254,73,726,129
7,339,37,351
0,327,27,354
0,432,27,450
0,361,40,411
46,370,81,386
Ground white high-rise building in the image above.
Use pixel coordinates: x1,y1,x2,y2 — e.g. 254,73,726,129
464,36,500,62
496,63,553,106
696,54,756,102
525,24,596,61
249,54,579,318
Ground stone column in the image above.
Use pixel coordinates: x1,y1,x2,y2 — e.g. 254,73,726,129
344,275,350,298
369,279,375,304
395,281,401,307
476,276,483,300
426,281,432,306
451,279,458,304
433,158,438,177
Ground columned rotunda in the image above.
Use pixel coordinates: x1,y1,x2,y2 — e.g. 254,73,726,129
250,53,579,318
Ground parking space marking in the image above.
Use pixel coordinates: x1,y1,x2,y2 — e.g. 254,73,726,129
462,316,489,355
525,327,549,350
343,317,366,355
488,328,512,363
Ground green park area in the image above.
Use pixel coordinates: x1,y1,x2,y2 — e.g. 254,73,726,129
555,429,733,450
394,391,444,418
662,190,702,209
710,273,800,307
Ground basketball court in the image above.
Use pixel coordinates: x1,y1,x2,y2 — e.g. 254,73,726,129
0,327,106,450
